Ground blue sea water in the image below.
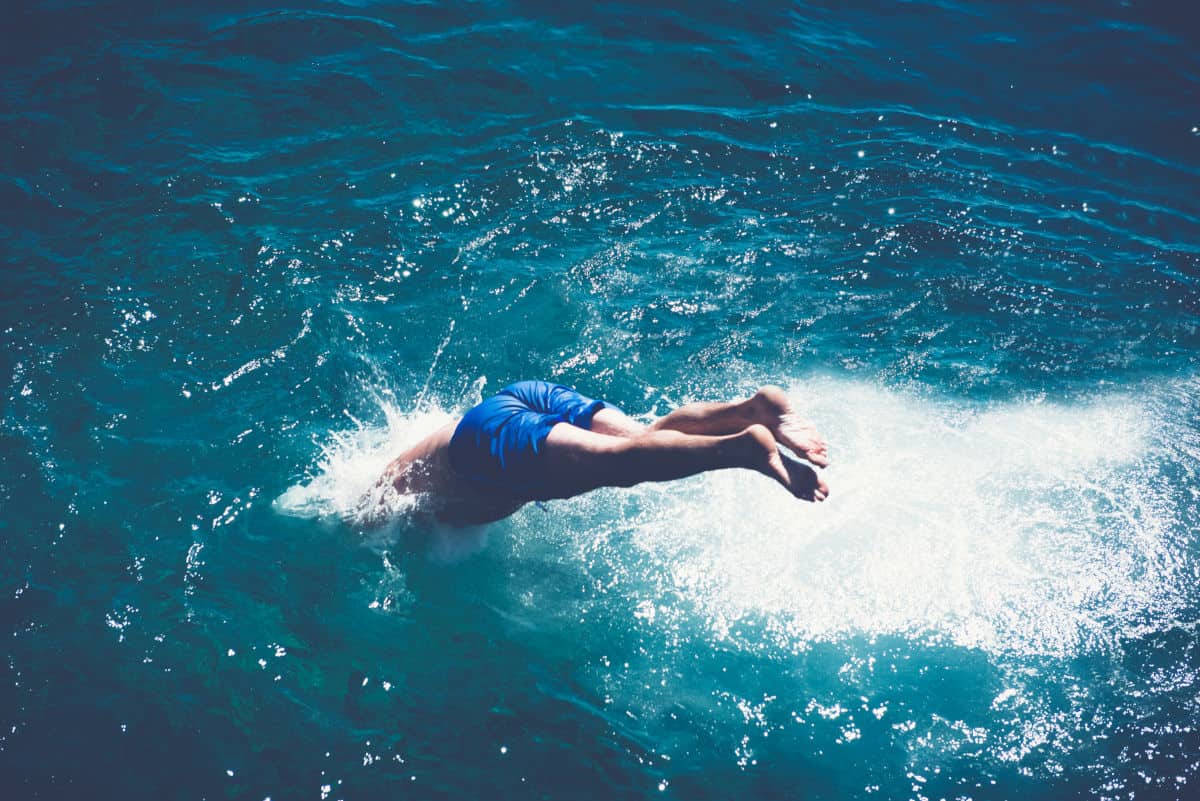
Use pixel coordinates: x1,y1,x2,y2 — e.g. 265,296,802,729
3,0,1199,798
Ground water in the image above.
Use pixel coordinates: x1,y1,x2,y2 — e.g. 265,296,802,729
3,1,1199,798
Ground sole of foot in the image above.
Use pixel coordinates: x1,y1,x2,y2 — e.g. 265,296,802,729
753,386,829,467
743,424,829,502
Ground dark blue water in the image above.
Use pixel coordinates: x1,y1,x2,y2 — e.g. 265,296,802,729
3,1,1199,799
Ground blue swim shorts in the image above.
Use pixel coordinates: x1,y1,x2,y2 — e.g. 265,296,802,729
448,380,611,500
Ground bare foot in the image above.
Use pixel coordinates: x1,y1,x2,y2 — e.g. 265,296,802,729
777,452,829,502
741,424,829,502
753,386,829,467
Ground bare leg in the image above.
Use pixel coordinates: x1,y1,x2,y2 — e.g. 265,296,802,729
542,422,828,502
648,386,829,466
590,407,649,438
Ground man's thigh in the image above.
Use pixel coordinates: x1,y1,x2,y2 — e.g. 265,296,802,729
589,407,647,438
541,423,632,497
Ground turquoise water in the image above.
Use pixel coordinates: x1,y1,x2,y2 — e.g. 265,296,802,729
3,1,1199,798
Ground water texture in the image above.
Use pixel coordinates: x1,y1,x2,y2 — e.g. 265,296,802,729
3,1,1199,799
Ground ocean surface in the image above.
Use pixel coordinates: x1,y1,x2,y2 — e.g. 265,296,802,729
3,1,1199,798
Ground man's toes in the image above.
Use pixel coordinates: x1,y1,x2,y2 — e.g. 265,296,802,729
809,475,829,501
800,444,829,467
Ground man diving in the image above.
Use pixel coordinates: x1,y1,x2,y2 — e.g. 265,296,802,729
376,380,829,525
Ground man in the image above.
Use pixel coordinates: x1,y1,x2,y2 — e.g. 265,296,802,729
378,380,830,526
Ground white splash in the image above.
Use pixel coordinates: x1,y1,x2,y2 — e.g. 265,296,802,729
273,399,454,525
278,374,1194,659
520,376,1192,659
273,382,494,560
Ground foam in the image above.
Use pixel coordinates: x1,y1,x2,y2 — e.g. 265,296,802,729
521,376,1192,660
664,379,1187,657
